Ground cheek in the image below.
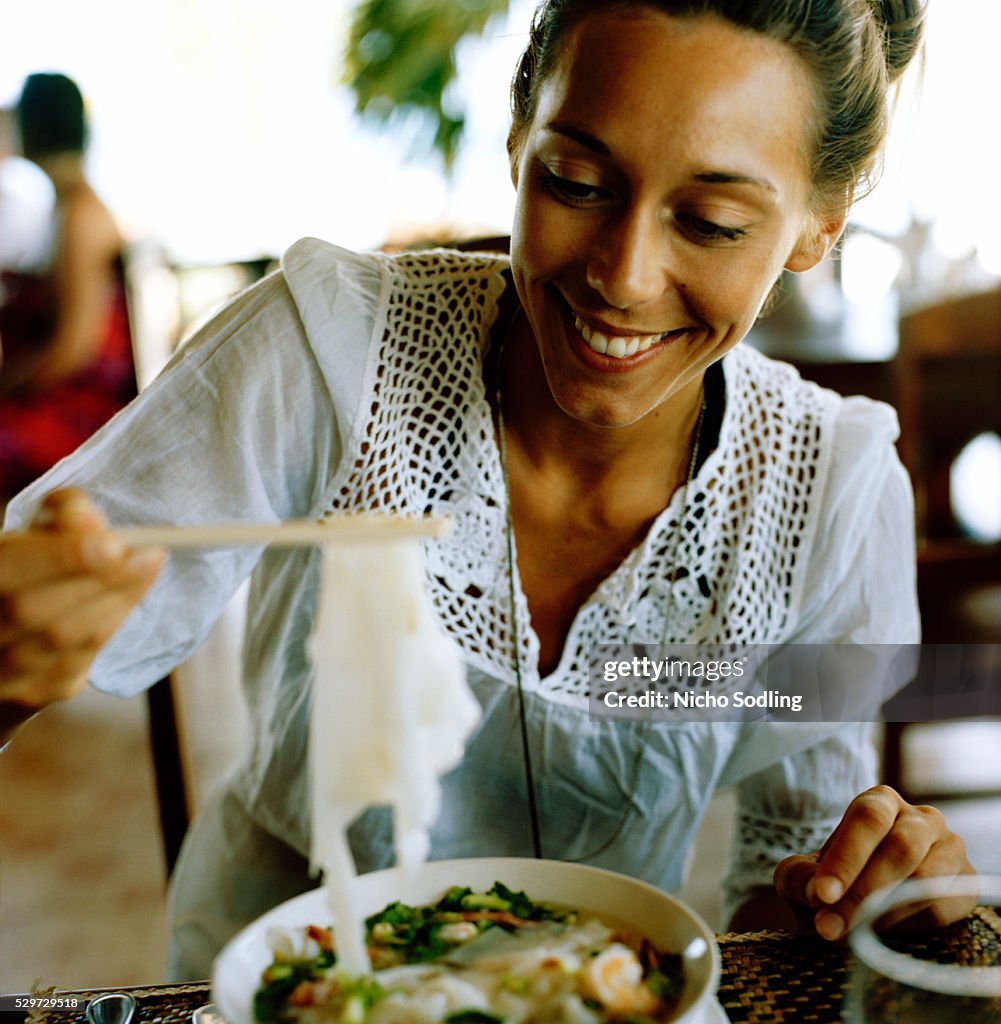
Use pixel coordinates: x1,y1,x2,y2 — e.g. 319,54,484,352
511,180,583,282
520,234,561,286
682,249,787,329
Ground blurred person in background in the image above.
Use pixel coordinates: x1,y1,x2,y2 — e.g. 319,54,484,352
0,72,135,505
0,105,53,273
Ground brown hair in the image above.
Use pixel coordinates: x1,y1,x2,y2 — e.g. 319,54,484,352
509,0,925,211
16,72,88,162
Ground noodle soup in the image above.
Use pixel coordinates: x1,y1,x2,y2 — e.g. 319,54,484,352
212,858,721,1024
255,882,686,1024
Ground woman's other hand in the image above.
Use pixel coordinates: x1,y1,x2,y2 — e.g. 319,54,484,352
774,785,977,941
0,488,165,743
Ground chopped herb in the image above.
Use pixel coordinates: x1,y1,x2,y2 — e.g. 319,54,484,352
254,961,319,1023
436,886,474,911
645,951,684,1003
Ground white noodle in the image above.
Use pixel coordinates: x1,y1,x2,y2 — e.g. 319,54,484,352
308,539,480,974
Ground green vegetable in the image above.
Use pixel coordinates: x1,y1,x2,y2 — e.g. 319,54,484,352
488,882,575,923
254,961,316,1023
360,882,572,963
645,951,684,1003
338,978,385,1024
459,893,511,911
363,900,454,963
261,963,297,982
436,886,473,910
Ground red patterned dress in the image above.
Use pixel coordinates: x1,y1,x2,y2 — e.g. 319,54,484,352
0,261,136,500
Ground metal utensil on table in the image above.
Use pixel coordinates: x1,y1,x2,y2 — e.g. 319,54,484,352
191,1003,226,1024
85,993,136,1024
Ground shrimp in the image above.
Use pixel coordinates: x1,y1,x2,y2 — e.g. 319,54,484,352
577,944,659,1017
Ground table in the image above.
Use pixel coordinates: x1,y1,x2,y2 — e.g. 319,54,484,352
9,907,1001,1024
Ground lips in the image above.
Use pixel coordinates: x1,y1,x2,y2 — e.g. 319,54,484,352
572,313,688,360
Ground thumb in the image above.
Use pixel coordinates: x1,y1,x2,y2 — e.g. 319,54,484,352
774,855,823,909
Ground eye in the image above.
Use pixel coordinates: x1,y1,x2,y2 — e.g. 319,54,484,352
681,214,747,243
544,172,609,207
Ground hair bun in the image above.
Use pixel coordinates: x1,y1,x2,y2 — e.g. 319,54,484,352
869,0,926,83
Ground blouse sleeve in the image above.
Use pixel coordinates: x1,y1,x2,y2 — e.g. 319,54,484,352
3,242,379,696
721,395,920,921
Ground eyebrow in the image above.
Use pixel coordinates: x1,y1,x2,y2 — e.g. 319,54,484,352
545,121,610,155
545,121,777,196
694,170,777,196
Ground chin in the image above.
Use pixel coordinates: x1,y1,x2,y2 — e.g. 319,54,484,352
544,372,662,430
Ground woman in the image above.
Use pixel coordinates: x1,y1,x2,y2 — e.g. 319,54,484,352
0,0,975,981
0,72,135,503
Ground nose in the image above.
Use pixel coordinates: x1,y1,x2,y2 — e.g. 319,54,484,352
585,206,667,309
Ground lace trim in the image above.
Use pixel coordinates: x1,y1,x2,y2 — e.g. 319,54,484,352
324,250,839,709
723,811,840,917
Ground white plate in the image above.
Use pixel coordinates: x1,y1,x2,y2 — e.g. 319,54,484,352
213,857,722,1024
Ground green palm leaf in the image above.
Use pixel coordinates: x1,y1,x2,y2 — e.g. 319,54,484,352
344,0,512,168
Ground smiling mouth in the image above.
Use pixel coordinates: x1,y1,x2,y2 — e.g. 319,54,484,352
572,314,689,359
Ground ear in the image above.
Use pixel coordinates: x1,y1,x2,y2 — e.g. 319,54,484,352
785,210,846,273
507,128,524,189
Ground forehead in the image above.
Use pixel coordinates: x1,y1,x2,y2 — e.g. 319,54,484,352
534,8,816,195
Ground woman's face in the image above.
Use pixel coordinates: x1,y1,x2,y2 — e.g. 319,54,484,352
509,7,842,429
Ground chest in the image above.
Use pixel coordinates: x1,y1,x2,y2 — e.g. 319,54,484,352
511,513,652,677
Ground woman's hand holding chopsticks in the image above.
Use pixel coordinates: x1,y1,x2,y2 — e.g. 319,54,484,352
0,491,449,746
0,488,166,745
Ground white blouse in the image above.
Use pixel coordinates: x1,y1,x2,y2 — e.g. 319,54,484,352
5,239,919,975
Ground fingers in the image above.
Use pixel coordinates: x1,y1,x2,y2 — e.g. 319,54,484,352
873,848,978,933
1,569,161,657
0,489,166,715
789,786,978,941
0,490,128,588
33,488,107,531
814,793,934,938
812,786,904,909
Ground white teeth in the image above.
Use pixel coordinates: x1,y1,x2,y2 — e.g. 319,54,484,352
573,314,669,360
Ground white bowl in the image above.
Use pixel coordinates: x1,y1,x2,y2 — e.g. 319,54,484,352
212,857,723,1024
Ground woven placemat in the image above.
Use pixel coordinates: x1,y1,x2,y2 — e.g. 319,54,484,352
717,905,1001,1024
718,928,848,1023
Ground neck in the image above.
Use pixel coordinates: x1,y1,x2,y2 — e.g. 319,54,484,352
498,313,706,500
36,152,87,196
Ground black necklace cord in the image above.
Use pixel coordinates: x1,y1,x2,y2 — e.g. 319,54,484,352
493,296,708,864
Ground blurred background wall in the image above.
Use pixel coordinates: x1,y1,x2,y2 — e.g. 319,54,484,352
0,0,999,285
0,0,538,265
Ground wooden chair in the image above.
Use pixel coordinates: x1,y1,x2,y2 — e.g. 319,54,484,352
120,238,191,874
772,287,1001,801
882,287,1001,800
894,289,1000,519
